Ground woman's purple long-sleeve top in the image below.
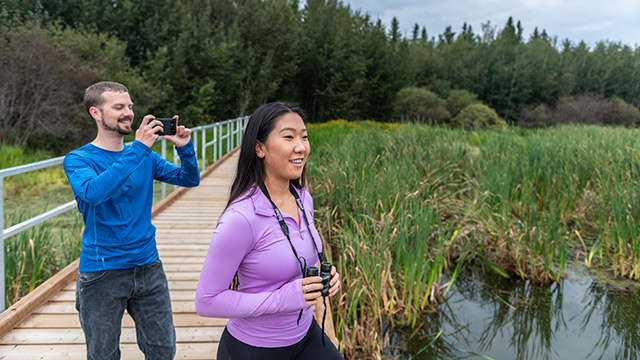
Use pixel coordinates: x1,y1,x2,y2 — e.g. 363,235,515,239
195,186,322,347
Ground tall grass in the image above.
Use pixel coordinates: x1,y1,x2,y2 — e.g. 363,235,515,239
1,144,67,202
309,121,469,357
2,144,83,305
4,210,82,305
308,121,640,358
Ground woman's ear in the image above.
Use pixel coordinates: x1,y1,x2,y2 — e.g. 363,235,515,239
255,141,265,158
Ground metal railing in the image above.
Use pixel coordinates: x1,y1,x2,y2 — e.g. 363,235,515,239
0,116,248,310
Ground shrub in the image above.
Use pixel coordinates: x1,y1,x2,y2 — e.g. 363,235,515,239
518,104,555,128
552,93,640,127
393,86,451,123
451,104,507,130
553,93,608,125
446,89,480,118
604,97,640,126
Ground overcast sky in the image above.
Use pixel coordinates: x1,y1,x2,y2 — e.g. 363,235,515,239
340,0,639,48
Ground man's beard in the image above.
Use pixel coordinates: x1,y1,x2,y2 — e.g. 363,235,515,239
102,117,133,135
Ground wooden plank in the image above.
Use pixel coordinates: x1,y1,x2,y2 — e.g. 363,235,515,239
0,327,223,345
16,313,226,329
153,220,217,226
62,280,200,291
155,239,212,245
157,244,209,251
197,146,239,180
161,257,207,265
0,260,78,337
32,303,82,314
167,281,200,290
152,224,216,230
161,203,224,207
166,273,201,281
162,264,204,272
35,301,197,314
153,212,219,218
154,229,216,234
0,342,219,359
50,290,197,302
157,250,207,257
155,201,226,206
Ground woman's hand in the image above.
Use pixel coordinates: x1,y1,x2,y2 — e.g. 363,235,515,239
301,276,323,306
302,266,341,306
328,266,341,297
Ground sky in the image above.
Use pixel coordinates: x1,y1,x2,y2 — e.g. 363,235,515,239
340,0,640,48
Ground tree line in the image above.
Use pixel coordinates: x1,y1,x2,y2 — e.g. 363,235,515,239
1,0,639,152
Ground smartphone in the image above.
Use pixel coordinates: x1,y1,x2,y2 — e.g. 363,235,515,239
149,118,177,136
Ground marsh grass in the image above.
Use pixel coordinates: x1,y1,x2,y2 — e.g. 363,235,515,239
2,144,84,305
308,121,640,358
2,151,83,306
309,121,468,357
4,209,82,305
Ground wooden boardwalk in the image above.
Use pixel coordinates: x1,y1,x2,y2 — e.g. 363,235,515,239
0,151,240,359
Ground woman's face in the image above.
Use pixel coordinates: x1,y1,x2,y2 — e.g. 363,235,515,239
256,112,310,184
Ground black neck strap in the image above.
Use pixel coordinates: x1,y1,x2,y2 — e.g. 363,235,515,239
259,182,325,277
259,182,329,333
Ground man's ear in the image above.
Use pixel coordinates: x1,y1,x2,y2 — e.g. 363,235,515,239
255,140,265,158
89,107,101,123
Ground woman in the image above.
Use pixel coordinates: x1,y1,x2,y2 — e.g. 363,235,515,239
195,102,343,359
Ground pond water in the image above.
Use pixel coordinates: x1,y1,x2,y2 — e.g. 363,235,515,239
392,266,640,360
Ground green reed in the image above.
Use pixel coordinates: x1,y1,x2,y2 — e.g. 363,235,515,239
4,209,83,305
2,145,83,306
309,121,468,357
308,121,640,357
591,137,640,279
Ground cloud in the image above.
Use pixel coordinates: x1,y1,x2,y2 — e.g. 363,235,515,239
340,0,639,46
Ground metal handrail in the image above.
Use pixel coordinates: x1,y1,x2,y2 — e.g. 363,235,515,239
0,116,247,309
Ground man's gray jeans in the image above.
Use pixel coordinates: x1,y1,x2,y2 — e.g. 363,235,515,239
76,258,176,359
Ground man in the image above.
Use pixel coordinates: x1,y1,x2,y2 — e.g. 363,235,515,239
63,81,200,359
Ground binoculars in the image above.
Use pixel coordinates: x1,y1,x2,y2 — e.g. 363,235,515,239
305,261,332,297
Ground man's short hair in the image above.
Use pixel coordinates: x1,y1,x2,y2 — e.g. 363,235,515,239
84,81,129,114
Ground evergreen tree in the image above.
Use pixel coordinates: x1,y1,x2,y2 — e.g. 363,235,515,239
412,23,419,42
297,0,366,121
439,25,455,45
389,16,401,43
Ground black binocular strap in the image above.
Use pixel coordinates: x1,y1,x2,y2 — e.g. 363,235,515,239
288,184,330,347
259,182,330,346
258,183,325,269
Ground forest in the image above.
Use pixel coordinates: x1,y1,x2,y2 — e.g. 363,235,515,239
1,0,640,153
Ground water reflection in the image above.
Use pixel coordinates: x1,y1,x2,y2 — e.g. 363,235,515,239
580,282,640,360
394,267,640,359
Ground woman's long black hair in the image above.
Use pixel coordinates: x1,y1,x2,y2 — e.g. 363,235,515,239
226,102,307,209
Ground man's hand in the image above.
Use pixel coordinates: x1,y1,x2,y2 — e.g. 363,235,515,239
162,115,191,148
136,115,163,148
